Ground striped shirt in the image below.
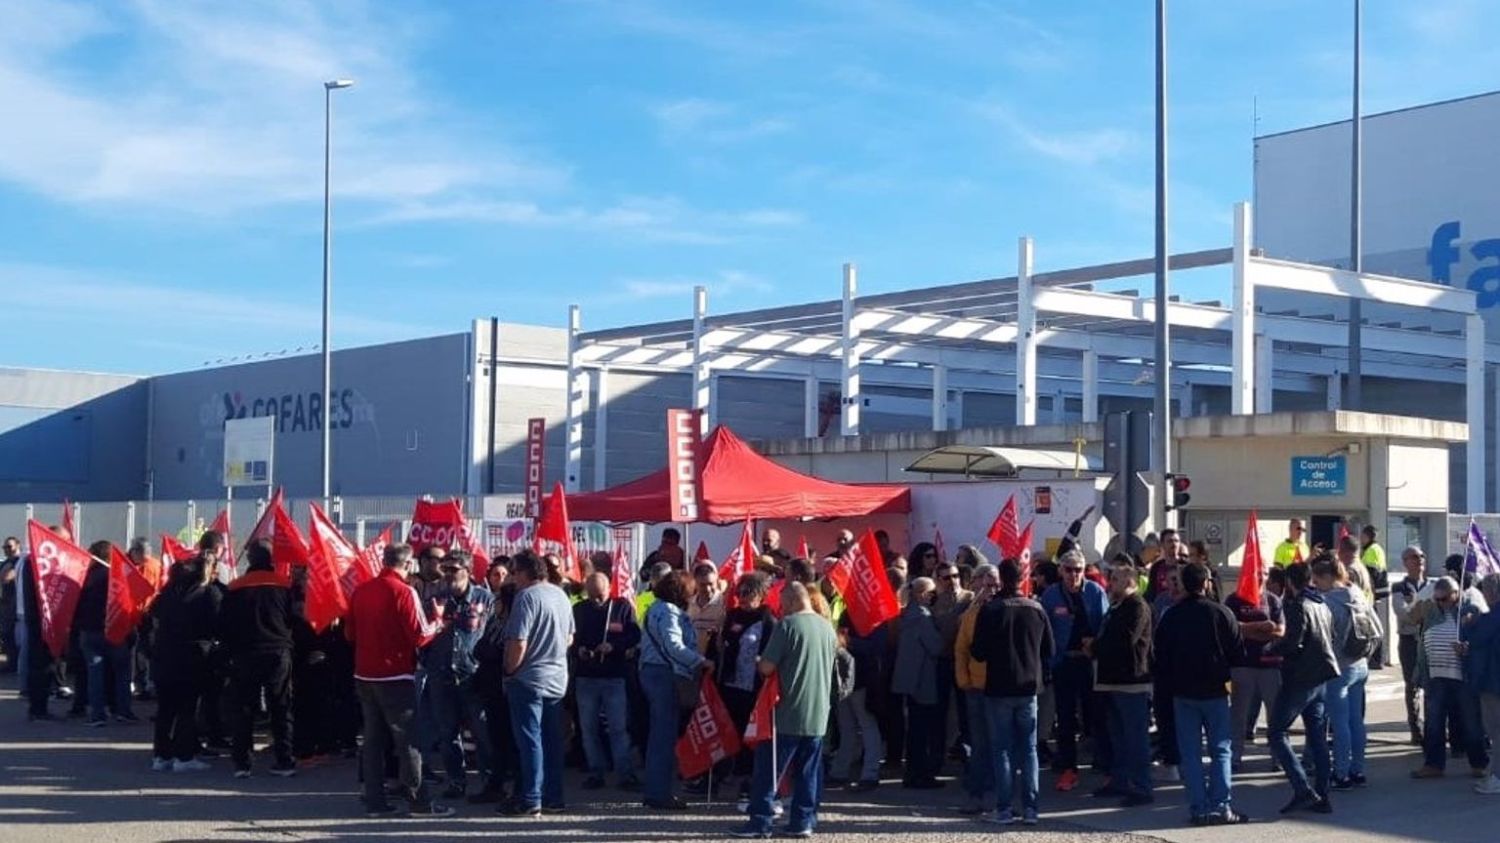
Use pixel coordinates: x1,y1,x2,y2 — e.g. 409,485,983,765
1424,610,1463,681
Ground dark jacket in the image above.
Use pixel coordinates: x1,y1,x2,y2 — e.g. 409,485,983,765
1094,592,1153,687
219,569,301,657
1268,586,1339,690
1154,593,1240,699
1464,608,1500,696
971,592,1054,697
1039,580,1108,667
423,582,496,681
570,596,641,680
149,565,223,682
890,602,942,704
73,562,110,635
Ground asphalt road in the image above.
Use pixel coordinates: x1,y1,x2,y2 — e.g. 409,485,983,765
0,665,1490,842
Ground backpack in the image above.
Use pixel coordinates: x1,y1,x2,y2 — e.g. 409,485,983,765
1342,598,1382,661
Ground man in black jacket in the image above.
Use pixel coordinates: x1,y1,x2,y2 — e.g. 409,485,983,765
1090,559,1153,807
1266,558,1339,815
1154,562,1246,826
971,559,1054,825
219,539,301,778
570,572,642,791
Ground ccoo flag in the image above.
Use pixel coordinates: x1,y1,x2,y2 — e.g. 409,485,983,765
27,520,92,659
826,529,900,635
1236,511,1267,607
986,494,1022,559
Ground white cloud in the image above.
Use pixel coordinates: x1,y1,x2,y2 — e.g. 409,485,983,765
616,269,775,301
651,98,791,143
974,102,1138,167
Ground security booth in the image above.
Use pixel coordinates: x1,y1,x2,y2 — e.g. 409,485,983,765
1175,410,1464,666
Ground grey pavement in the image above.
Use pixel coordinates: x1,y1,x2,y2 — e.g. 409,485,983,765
0,666,1490,842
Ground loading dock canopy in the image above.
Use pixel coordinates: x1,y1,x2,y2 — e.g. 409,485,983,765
905,445,1100,477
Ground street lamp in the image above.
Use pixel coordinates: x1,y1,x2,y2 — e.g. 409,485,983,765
322,78,353,508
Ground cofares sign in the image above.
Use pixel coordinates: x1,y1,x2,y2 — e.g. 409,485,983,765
1291,456,1347,496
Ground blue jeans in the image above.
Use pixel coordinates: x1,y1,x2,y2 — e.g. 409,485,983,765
80,630,133,720
1424,676,1490,771
640,663,682,802
985,695,1039,816
1269,682,1330,798
576,677,635,778
1324,662,1368,779
1106,691,1152,798
425,674,493,788
1174,696,1232,816
962,690,994,798
506,683,565,808
745,735,823,834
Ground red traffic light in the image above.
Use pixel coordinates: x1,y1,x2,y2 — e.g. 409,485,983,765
1171,475,1191,492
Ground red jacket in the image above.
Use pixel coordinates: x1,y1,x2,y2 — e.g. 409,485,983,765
345,568,440,681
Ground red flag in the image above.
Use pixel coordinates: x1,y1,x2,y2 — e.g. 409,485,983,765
986,495,1021,558
934,527,947,564
1017,520,1036,597
743,673,780,747
675,675,742,778
161,534,196,567
245,488,284,548
105,545,156,646
1236,511,1265,607
610,541,635,601
408,498,489,582
718,517,756,588
61,499,76,542
765,577,787,619
1337,521,1352,544
304,504,353,632
694,541,712,563
209,509,233,582
27,520,91,658
356,525,393,593
795,536,811,560
271,503,312,581
826,529,900,635
534,482,579,582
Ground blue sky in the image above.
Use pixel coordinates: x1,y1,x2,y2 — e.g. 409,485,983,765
0,0,1492,375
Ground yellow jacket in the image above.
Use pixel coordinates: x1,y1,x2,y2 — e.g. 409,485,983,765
953,600,987,691
1273,539,1310,567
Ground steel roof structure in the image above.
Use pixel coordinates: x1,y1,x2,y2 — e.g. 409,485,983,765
561,202,1488,510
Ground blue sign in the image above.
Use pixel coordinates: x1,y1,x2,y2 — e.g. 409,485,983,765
1291,456,1346,496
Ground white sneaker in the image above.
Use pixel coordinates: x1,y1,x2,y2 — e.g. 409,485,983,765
151,757,172,772
772,799,784,818
1475,774,1500,795
173,759,211,773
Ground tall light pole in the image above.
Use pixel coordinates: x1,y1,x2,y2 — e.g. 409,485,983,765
322,78,353,509
1152,0,1171,531
1346,0,1364,409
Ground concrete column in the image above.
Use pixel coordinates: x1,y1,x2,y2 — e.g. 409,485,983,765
1254,332,1274,414
1081,349,1099,423
592,367,609,492
1326,371,1343,411
1467,314,1486,512
1231,202,1256,414
841,263,862,436
1050,388,1066,424
564,305,585,492
803,373,820,438
931,364,948,431
1016,236,1037,425
1179,380,1194,419
692,286,710,435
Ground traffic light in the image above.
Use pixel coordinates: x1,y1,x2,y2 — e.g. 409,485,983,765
1166,473,1191,511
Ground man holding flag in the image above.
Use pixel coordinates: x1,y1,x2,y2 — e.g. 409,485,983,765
1224,513,1285,771
732,581,836,840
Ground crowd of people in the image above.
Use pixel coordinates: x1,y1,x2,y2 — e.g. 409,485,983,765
4,518,1500,836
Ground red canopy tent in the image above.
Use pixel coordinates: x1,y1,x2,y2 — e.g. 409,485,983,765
569,425,910,524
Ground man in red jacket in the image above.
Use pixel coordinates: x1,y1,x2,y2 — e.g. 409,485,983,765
345,542,452,818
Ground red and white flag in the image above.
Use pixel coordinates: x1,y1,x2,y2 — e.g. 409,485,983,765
666,408,704,523
934,526,947,564
304,503,353,632
1017,520,1036,596
27,520,91,658
743,673,780,746
209,509,233,582
765,577,787,619
534,482,579,582
610,541,635,602
407,497,490,582
105,544,156,646
694,541,713,564
675,675,742,779
1236,511,1266,607
271,502,312,581
356,524,393,592
717,517,757,594
61,499,76,542
245,488,284,547
795,535,811,560
986,494,1022,559
826,529,901,635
